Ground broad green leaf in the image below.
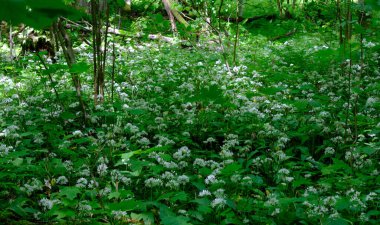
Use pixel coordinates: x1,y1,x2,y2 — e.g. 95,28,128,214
321,159,351,175
51,209,75,220
12,158,23,166
0,0,81,29
131,212,155,225
70,62,90,74
108,199,138,211
171,191,188,202
160,205,191,225
220,163,242,176
59,187,81,200
108,191,120,200
324,217,350,225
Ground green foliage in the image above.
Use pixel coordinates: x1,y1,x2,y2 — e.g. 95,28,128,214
0,0,81,29
0,2,379,224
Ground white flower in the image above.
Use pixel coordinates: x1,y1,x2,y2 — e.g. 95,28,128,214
138,137,150,146
165,180,180,189
324,147,335,155
173,146,191,160
278,168,290,175
214,189,226,198
199,190,212,197
193,158,207,167
78,201,92,211
97,163,108,176
72,130,83,137
23,178,43,195
211,198,227,209
76,178,88,188
161,171,176,180
219,149,233,158
177,175,190,185
56,176,68,185
112,210,127,220
145,177,163,188
39,198,59,211
205,174,217,185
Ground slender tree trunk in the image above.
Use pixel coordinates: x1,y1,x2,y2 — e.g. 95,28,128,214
124,0,131,12
233,0,242,66
53,19,87,123
238,0,245,17
337,0,344,44
9,24,13,62
91,0,109,105
345,0,352,42
276,0,283,17
162,0,177,33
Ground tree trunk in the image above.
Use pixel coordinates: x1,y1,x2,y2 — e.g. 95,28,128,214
345,0,352,42
276,0,283,17
91,0,108,105
9,24,14,62
124,0,131,12
53,19,87,123
162,0,177,33
337,0,344,44
238,0,245,18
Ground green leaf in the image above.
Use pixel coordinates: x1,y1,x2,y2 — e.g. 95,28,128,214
12,158,24,166
127,108,147,115
70,62,90,74
321,159,351,175
251,175,264,186
59,187,81,200
367,210,380,216
108,199,138,211
324,217,350,225
335,198,350,211
160,205,191,225
51,209,75,220
108,191,120,200
0,0,81,29
220,163,242,176
171,191,188,202
131,212,155,225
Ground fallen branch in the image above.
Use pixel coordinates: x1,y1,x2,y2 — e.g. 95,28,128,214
270,28,297,41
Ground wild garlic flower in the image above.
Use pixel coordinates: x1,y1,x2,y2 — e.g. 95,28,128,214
23,178,43,195
173,146,191,160
0,144,13,156
199,190,212,197
214,189,226,198
219,149,233,158
211,198,226,209
324,147,335,155
78,201,92,211
177,175,190,185
39,198,59,211
205,174,218,185
97,163,108,176
112,210,127,220
56,176,68,185
145,177,163,188
303,186,318,197
165,180,180,189
88,179,99,188
193,158,207,167
72,130,83,137
278,168,290,175
161,171,176,180
76,178,88,188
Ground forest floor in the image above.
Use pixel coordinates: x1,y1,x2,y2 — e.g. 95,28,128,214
0,19,379,224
